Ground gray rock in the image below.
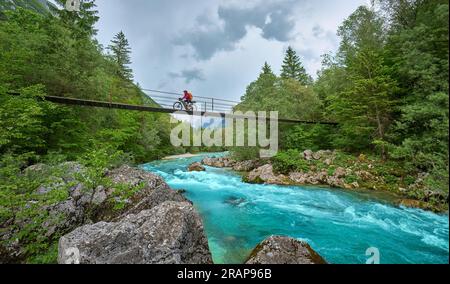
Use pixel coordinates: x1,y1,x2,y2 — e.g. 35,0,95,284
108,165,166,189
36,186,52,195
245,236,327,264
69,183,85,201
23,163,50,176
1,164,191,263
246,164,289,185
233,160,258,172
202,157,236,168
324,158,333,166
91,186,107,206
115,182,188,218
334,167,347,178
59,162,87,183
303,150,314,161
58,201,213,264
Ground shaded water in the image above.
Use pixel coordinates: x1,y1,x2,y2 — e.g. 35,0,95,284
141,153,449,264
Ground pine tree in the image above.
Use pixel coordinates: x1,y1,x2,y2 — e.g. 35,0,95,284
261,61,273,75
50,0,99,39
280,47,313,85
108,31,133,81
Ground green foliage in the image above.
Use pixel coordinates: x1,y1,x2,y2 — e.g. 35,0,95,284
272,150,310,173
282,124,335,151
233,62,323,158
108,31,133,81
0,7,176,164
0,0,51,18
323,6,397,158
50,0,99,39
230,146,261,161
280,46,313,85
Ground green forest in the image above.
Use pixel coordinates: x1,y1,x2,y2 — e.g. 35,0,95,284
0,0,448,263
233,0,448,211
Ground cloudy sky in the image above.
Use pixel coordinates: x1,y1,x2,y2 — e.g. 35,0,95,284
93,0,368,102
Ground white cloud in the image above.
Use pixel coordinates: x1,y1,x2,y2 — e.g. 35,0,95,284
94,0,367,102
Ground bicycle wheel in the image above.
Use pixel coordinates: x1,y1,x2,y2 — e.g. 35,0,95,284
173,102,184,111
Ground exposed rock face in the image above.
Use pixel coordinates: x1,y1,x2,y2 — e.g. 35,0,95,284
58,201,213,264
107,165,167,189
245,236,327,264
246,164,289,185
246,151,357,190
1,163,195,263
188,162,205,172
233,160,260,172
202,157,236,168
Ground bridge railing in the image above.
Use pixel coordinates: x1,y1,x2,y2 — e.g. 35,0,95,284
142,89,239,113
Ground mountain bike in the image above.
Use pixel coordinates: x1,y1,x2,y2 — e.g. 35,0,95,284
173,99,198,111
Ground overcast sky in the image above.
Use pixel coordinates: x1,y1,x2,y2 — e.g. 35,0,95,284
93,0,368,102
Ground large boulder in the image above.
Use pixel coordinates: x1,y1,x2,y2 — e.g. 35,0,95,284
58,201,213,264
1,164,188,263
245,236,327,264
246,164,289,185
188,162,205,172
107,165,167,189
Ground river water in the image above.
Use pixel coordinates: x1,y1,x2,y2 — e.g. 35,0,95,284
141,153,449,264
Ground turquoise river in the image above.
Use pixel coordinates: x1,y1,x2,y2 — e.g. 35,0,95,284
141,153,449,264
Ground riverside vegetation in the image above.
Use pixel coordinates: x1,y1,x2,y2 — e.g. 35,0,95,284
0,0,448,263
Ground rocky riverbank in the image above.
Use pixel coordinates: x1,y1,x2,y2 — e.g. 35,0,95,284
1,161,327,264
199,151,449,213
0,163,212,264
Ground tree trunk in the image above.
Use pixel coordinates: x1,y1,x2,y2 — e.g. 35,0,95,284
375,105,387,161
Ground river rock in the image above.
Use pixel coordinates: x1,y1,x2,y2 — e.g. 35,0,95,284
202,157,236,168
303,150,314,161
188,162,205,172
224,196,247,207
324,158,333,166
245,236,327,264
334,167,347,178
58,201,213,264
233,160,258,172
246,164,289,185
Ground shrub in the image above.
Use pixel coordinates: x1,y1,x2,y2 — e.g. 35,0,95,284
272,150,310,174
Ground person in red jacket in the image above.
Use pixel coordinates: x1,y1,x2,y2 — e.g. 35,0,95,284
182,90,193,104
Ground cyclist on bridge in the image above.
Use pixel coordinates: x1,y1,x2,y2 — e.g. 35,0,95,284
182,90,193,104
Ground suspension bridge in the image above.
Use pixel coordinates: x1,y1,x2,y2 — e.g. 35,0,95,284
5,90,338,126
